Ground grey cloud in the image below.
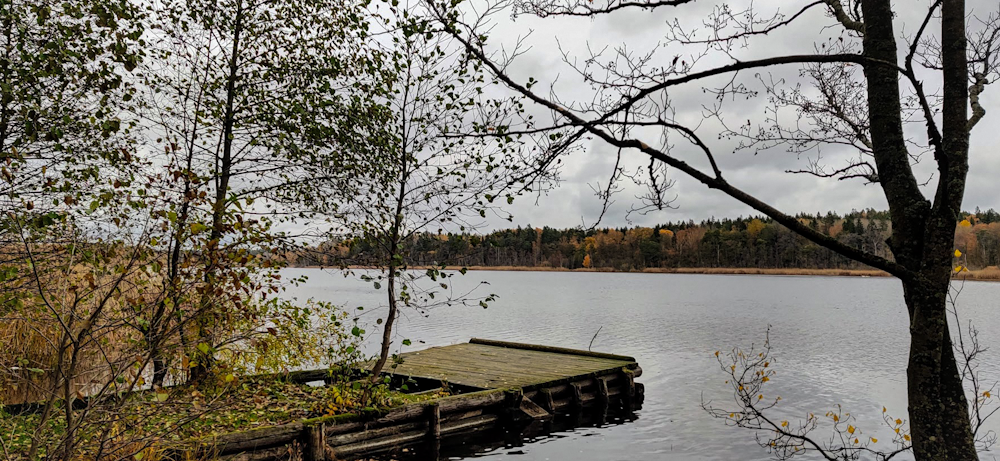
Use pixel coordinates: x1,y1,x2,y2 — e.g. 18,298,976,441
477,0,1000,230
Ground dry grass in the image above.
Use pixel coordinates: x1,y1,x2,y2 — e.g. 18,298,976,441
641,267,891,277
961,266,1000,281
0,251,159,405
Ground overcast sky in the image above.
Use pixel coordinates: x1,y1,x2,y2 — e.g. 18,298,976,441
466,0,1000,230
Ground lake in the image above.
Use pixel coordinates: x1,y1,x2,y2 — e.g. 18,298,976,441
280,269,1000,460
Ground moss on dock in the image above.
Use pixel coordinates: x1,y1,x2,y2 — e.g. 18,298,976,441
0,378,419,459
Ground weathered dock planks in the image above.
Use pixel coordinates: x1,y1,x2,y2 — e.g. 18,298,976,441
382,338,640,391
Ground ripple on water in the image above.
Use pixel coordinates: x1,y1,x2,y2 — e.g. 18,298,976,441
281,269,998,461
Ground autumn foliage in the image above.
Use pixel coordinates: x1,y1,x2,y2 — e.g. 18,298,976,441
292,209,1000,272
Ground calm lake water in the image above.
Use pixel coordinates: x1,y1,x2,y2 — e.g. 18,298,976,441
281,269,1000,461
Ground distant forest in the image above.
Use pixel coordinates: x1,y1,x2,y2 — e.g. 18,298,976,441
286,208,1000,271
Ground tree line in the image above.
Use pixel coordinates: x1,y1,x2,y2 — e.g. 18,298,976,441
290,207,1000,271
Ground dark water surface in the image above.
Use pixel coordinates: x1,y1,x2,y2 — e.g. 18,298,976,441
281,269,1000,460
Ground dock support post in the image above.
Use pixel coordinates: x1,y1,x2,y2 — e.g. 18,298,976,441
622,369,635,411
570,382,585,409
539,388,556,413
596,376,610,407
428,402,441,440
503,388,524,424
302,422,325,461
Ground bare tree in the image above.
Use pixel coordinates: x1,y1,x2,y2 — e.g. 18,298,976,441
320,0,559,380
429,0,1000,458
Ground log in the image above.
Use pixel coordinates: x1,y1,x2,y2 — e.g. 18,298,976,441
320,389,504,438
326,421,426,447
330,415,501,457
468,338,636,362
193,422,304,456
438,388,507,413
330,429,428,457
440,414,499,435
516,397,552,421
550,397,573,412
302,423,325,461
443,408,483,422
218,445,293,461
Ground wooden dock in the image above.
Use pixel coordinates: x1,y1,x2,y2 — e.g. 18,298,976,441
386,338,640,392
181,339,644,460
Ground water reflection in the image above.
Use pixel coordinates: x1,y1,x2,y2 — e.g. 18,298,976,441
374,408,641,460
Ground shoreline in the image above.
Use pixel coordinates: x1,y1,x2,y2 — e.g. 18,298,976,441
292,265,1000,282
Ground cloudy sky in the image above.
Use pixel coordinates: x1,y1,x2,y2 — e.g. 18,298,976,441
465,0,1000,230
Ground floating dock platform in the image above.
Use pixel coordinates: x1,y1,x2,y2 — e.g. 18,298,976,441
184,338,644,460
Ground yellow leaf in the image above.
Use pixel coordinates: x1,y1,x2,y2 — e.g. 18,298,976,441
762,376,770,382
955,249,963,257
871,437,878,443
895,418,902,425
904,434,911,441
729,413,735,418
854,438,859,444
959,219,972,228
833,414,839,422
955,265,964,273
758,394,763,400
781,420,788,427
715,350,720,357
895,428,900,434
882,406,887,413
848,425,855,434
985,391,992,398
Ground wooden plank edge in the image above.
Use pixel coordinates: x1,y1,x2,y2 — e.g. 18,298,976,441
469,338,637,362
330,415,500,457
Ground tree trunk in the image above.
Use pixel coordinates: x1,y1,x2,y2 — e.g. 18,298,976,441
859,0,977,457
191,0,244,385
904,271,977,460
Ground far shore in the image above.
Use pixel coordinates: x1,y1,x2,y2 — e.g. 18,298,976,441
293,265,1000,282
